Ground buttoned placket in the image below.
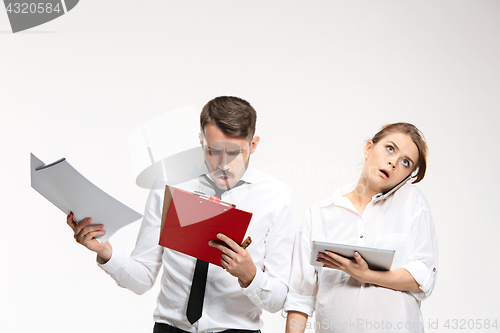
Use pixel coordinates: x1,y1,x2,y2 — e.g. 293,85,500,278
357,214,366,247
357,200,377,246
194,178,248,330
340,197,375,247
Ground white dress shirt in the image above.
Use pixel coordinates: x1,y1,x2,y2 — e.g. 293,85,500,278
99,162,296,332
284,183,438,333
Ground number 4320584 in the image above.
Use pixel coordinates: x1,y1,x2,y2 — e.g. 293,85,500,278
6,3,62,14
444,319,498,330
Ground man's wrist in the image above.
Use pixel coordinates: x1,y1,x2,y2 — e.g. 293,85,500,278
239,265,257,288
96,244,113,264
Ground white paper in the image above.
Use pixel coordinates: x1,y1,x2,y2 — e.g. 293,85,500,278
30,153,143,243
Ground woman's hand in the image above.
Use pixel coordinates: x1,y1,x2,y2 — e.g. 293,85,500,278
317,250,421,291
317,251,371,283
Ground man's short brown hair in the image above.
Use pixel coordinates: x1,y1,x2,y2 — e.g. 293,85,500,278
200,96,257,140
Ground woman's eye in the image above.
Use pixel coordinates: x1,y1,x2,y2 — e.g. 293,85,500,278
386,146,394,153
402,159,409,167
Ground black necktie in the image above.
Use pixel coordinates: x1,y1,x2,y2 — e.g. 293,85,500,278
186,175,245,324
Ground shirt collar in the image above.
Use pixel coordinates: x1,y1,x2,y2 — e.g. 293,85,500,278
330,183,356,210
331,182,398,212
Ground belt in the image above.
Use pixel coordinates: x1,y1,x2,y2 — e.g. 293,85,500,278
154,322,260,333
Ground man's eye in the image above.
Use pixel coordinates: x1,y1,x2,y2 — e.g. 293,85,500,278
209,150,222,155
227,151,240,156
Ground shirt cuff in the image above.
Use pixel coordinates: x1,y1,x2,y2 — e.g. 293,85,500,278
403,260,437,301
97,249,124,275
283,293,316,317
241,268,267,306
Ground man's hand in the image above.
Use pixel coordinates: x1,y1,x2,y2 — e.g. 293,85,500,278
66,212,112,264
209,233,256,288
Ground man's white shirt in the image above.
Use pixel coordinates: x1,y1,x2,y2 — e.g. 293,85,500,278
99,162,296,332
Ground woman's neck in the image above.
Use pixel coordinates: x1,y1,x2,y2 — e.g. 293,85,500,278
344,177,378,215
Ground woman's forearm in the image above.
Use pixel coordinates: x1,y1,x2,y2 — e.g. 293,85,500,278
286,311,309,333
365,268,420,291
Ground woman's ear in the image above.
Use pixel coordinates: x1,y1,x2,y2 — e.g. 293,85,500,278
364,141,373,160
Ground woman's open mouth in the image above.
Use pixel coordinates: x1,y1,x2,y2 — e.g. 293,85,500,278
379,169,390,179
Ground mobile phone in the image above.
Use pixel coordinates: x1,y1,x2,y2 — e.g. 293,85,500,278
373,173,412,203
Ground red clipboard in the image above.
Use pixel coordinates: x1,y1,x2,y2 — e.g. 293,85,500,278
159,185,253,266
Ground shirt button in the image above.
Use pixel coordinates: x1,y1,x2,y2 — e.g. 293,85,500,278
246,291,250,295
203,306,206,311
206,277,209,282
359,235,364,238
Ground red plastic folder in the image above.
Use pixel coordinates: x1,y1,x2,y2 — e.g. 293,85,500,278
159,186,253,266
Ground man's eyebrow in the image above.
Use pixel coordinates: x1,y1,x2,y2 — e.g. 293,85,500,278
207,147,244,153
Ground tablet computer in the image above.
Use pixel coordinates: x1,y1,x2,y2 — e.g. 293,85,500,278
310,241,395,271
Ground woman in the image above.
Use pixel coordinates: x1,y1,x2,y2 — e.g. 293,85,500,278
284,123,438,333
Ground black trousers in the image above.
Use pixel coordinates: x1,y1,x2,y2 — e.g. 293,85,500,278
154,322,260,333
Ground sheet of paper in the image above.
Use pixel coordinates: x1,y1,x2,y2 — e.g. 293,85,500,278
30,153,143,243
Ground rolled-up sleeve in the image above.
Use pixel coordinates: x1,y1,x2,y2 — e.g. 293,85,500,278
402,204,438,301
284,207,318,317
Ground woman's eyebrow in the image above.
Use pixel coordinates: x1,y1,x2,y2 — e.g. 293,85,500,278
387,141,399,150
388,140,415,166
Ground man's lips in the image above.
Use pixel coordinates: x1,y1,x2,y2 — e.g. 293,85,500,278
379,169,390,179
215,171,233,184
217,174,229,181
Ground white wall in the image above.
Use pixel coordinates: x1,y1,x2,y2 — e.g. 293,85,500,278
1,1,499,332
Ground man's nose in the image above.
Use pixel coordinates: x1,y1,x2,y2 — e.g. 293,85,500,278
218,152,229,169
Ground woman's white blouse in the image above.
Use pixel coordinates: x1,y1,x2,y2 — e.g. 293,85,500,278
284,183,438,333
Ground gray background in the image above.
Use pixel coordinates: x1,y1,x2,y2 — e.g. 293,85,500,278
1,1,499,332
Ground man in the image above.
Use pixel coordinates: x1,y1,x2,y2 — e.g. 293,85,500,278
67,96,296,332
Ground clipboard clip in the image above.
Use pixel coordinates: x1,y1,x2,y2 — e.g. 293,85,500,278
208,196,221,204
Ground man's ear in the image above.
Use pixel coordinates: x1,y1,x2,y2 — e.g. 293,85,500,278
250,136,260,155
199,132,203,147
